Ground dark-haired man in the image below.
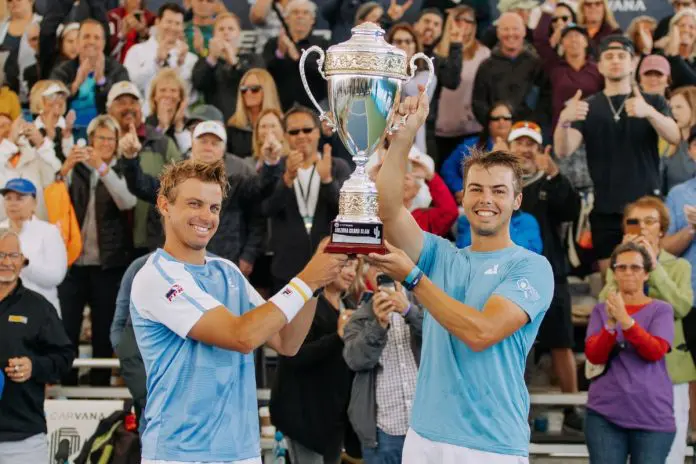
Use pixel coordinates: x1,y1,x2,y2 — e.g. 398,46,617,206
368,91,553,462
124,2,198,115
554,35,679,275
51,19,129,138
130,158,347,463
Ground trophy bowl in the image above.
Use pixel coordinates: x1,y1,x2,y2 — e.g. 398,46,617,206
299,22,434,254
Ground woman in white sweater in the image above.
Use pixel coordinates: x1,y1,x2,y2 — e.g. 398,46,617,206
0,177,67,315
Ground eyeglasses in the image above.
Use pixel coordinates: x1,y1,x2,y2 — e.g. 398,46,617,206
287,127,315,135
94,135,116,143
511,121,541,132
0,252,21,260
612,264,645,273
392,38,414,46
240,85,262,94
490,115,513,122
625,217,660,227
552,15,571,23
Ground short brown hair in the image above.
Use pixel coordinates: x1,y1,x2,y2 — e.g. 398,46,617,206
462,149,524,195
158,159,229,204
610,241,654,273
623,195,671,234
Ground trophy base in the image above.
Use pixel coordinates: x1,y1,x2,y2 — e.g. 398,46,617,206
324,221,388,255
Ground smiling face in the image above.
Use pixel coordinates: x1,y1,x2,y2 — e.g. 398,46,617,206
154,79,182,110
510,136,541,175
157,9,185,44
78,22,105,61
42,93,67,117
286,112,320,158
91,126,118,161
677,14,696,46
332,258,358,292
160,178,222,251
192,133,225,163
462,164,521,238
414,13,443,47
562,30,589,58
497,12,525,56
3,192,35,224
109,95,142,131
61,29,79,60
488,105,513,140
582,0,605,25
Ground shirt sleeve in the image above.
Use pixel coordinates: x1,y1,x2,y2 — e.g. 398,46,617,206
417,231,456,277
649,93,673,117
666,190,686,235
131,260,222,339
492,252,554,323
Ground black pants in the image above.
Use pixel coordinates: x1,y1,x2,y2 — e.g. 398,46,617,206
58,265,126,386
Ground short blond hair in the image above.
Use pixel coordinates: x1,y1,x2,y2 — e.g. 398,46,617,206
29,80,69,115
149,69,188,114
158,158,229,204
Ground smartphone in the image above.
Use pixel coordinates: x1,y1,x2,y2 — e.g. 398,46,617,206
376,274,396,291
625,218,641,236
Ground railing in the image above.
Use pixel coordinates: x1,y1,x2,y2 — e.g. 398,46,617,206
56,359,694,458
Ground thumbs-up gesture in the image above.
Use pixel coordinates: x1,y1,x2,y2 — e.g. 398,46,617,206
316,144,333,183
492,136,509,152
560,89,589,123
535,145,559,178
120,123,142,159
625,84,652,119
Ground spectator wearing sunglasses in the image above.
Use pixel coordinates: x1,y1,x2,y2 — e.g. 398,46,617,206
192,12,264,122
600,196,694,464
226,68,282,158
576,0,622,54
440,102,513,200
533,21,603,130
585,242,676,463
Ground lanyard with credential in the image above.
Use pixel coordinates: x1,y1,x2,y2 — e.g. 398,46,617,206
296,165,317,233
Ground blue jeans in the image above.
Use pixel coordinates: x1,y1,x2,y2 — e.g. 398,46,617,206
362,428,406,464
585,410,675,464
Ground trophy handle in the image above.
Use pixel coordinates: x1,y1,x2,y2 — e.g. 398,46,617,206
299,46,336,131
388,52,435,134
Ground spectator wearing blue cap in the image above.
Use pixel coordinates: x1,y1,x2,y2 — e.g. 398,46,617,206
0,178,67,316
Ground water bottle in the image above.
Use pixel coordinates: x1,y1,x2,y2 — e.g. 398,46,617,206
273,431,287,464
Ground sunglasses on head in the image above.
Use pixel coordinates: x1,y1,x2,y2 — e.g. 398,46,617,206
511,121,541,131
552,15,571,23
288,127,315,135
240,85,262,94
490,115,512,122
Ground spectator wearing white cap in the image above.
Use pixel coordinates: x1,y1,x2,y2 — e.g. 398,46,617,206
0,113,60,222
106,80,181,253
30,80,75,163
123,3,198,118
50,19,130,139
0,178,67,315
121,120,265,273
57,114,137,386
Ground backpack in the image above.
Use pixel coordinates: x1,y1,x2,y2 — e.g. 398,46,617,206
43,180,82,266
73,401,141,464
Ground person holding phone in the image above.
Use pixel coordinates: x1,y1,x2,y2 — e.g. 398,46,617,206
343,266,424,463
600,196,694,463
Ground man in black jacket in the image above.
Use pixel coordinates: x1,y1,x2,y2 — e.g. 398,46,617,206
50,19,129,137
261,105,351,291
0,229,74,463
263,0,328,111
121,121,265,275
508,121,583,433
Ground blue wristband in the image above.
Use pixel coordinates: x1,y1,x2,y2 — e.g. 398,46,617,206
402,267,423,291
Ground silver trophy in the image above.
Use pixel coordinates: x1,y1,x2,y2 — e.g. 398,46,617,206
299,22,434,254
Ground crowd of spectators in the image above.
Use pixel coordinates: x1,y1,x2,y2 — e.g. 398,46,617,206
1,0,696,462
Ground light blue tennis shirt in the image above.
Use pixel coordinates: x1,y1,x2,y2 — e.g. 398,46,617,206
130,249,265,462
412,232,553,457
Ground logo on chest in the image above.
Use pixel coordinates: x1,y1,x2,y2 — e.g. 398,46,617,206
8,315,27,324
165,284,184,302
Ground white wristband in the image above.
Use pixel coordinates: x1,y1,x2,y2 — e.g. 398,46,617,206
269,277,312,322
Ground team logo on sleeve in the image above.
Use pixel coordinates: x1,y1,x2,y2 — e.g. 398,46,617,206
165,284,184,302
516,278,540,302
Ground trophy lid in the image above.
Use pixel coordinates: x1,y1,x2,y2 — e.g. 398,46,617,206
324,22,409,79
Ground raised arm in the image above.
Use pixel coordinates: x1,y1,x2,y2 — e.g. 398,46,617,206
377,90,430,263
553,90,586,157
